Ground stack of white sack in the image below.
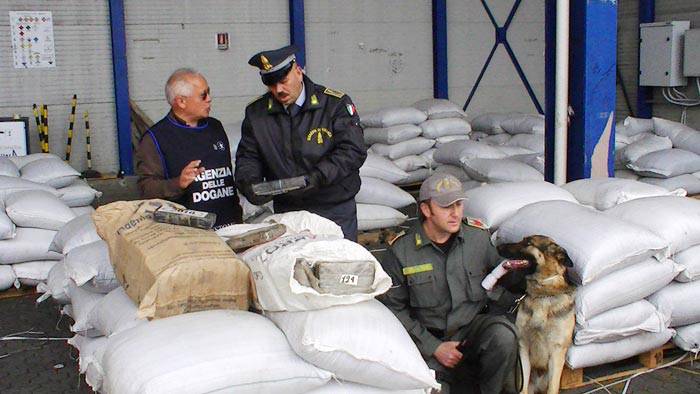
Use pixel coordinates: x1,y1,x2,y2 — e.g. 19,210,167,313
362,105,435,184
432,139,543,184
605,196,700,354
237,213,440,392
562,178,687,211
491,199,676,369
357,154,412,231
614,116,700,194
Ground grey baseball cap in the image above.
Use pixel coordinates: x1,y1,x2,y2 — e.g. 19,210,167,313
418,173,467,207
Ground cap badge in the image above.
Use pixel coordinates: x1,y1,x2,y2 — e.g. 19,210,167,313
435,177,455,192
260,55,272,71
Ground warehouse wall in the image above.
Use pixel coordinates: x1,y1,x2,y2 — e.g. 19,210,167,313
617,0,700,130
124,0,290,133
447,0,545,117
0,1,118,173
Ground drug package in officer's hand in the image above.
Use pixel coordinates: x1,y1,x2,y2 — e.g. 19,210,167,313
153,204,217,230
252,176,307,196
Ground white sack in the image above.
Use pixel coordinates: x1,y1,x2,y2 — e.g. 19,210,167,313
67,280,106,335
412,98,465,120
308,380,426,394
420,148,438,169
361,107,427,128
240,234,392,311
20,158,80,188
5,190,76,230
435,135,471,145
562,178,685,211
495,146,536,157
86,345,106,392
647,280,700,327
480,133,512,145
58,179,102,207
357,204,408,231
49,214,101,254
470,131,489,141
0,201,16,240
653,117,700,155
614,169,640,180
509,153,545,174
574,300,668,345
0,227,61,264
371,138,435,160
262,210,345,238
0,157,20,177
617,134,672,165
356,177,415,209
88,287,145,337
461,158,543,183
462,181,577,229
12,260,58,286
606,196,700,255
500,114,544,134
640,174,700,194
400,168,432,184
505,133,544,152
7,153,61,169
393,155,429,172
469,113,516,134
419,118,471,139
0,175,61,201
494,200,669,285
360,153,409,184
37,261,70,304
0,265,16,291
71,206,96,216
64,240,118,293
363,124,422,145
67,334,108,374
620,116,654,136
434,140,505,166
268,300,440,390
566,329,674,369
102,310,332,394
628,148,700,178
673,322,700,353
674,244,700,282
575,259,680,323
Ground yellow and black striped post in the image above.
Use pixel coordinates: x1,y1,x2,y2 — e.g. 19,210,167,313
65,94,77,161
84,111,92,170
32,104,42,151
41,104,49,153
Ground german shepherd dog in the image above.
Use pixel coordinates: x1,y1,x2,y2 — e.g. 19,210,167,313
498,235,576,394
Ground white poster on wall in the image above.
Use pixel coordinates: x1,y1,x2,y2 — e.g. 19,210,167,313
0,119,29,157
9,11,56,69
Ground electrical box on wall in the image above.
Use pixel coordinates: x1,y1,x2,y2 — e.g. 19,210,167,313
685,29,700,77
639,21,690,87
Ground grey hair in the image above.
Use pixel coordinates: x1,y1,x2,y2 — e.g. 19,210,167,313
165,68,203,105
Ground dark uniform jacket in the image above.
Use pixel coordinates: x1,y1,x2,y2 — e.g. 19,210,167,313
235,75,367,210
379,221,506,358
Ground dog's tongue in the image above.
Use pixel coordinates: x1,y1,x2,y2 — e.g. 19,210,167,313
503,259,530,270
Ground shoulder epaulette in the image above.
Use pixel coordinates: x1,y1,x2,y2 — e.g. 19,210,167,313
464,217,488,230
323,87,345,99
387,230,406,246
246,94,265,106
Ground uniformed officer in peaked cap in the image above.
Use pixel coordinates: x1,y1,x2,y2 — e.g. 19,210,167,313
235,44,367,241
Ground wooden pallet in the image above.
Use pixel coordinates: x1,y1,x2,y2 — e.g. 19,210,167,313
0,286,37,300
560,342,680,390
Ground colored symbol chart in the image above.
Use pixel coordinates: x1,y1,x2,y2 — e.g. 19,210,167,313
9,11,56,69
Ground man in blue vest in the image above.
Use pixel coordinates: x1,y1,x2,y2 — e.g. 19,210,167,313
135,68,242,228
235,45,366,241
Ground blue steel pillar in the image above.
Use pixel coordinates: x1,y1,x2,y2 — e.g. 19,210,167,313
289,0,306,68
637,0,655,118
545,0,617,181
544,1,556,182
432,0,448,99
108,0,132,175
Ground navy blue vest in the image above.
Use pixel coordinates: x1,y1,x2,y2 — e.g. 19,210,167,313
146,115,242,227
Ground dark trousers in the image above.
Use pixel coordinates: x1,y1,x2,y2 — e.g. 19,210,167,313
275,198,358,241
428,314,519,394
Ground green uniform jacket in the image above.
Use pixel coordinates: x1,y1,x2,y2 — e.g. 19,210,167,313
378,221,504,358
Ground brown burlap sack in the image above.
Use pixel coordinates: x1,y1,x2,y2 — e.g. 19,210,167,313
93,199,250,319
